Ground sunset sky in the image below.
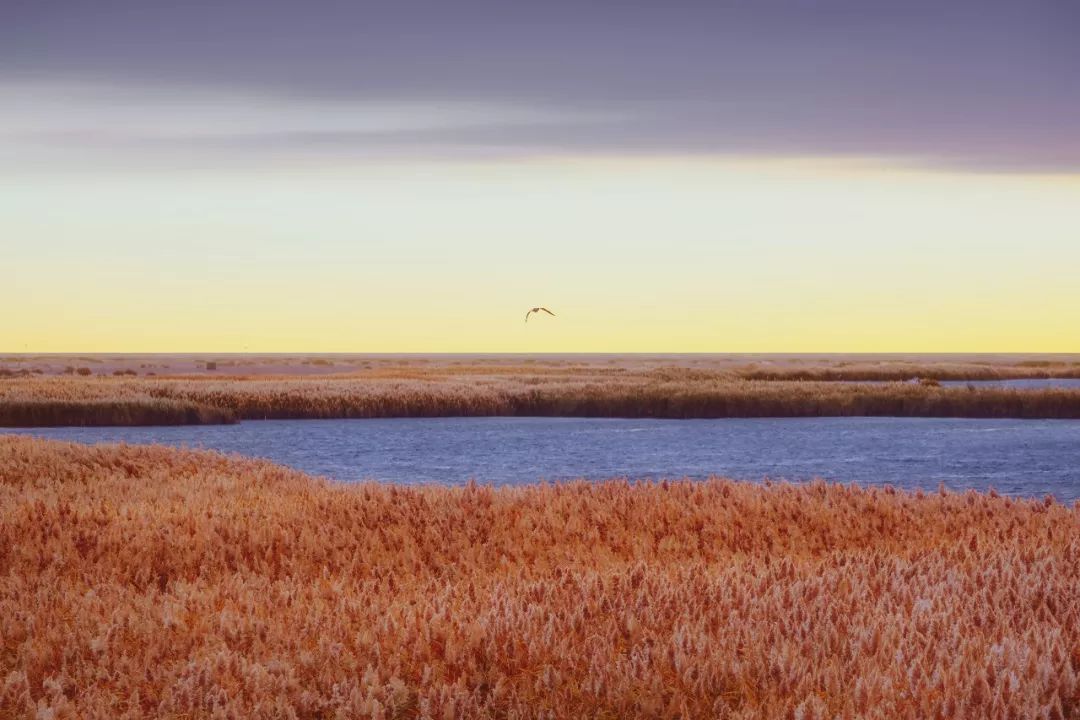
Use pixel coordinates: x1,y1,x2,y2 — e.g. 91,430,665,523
3,0,1078,352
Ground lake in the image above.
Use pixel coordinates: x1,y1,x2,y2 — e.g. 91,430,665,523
6,417,1080,502
939,378,1080,389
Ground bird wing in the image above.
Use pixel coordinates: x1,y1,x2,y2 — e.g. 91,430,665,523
540,307,555,316
525,310,532,323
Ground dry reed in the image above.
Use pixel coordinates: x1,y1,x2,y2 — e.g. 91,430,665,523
3,370,1080,425
733,361,1080,382
1,436,1078,718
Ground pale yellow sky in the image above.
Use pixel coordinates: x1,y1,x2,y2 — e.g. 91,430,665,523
3,156,1079,352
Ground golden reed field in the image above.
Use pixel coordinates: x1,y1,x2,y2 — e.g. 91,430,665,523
4,355,1080,425
1,436,1078,718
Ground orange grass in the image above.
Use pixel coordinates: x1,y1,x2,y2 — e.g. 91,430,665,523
4,369,1080,425
1,436,1078,718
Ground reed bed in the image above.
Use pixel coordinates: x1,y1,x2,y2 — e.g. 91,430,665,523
734,362,1080,382
1,436,1078,718
0,398,235,427
4,371,1080,425
6,354,1080,383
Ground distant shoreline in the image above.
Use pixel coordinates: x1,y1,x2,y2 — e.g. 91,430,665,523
5,356,1080,426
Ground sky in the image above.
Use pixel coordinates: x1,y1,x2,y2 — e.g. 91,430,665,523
2,0,1079,352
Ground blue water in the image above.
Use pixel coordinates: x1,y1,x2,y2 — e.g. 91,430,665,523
940,378,1080,389
6,417,1080,502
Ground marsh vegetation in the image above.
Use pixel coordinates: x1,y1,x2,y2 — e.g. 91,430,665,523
4,358,1080,425
1,437,1077,718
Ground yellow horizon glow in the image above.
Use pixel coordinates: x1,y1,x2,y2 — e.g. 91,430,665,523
4,156,1079,353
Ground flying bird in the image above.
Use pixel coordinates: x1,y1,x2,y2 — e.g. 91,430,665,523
525,307,556,323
